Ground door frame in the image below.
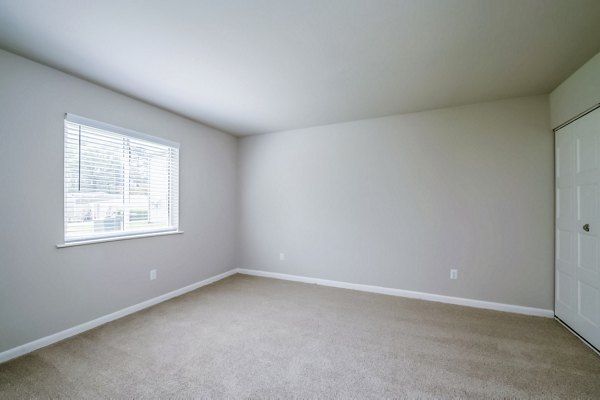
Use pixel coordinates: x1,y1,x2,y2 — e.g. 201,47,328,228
553,102,600,355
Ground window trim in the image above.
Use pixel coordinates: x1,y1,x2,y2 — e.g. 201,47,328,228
56,230,183,248
60,113,180,246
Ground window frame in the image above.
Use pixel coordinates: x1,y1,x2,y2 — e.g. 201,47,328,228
59,113,181,247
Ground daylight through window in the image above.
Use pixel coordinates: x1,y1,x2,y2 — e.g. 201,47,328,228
64,114,179,242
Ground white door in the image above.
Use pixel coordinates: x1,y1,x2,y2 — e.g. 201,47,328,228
555,108,600,351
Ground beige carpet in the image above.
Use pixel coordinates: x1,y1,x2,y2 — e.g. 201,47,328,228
1,274,599,399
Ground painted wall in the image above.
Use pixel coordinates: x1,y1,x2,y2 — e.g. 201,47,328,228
0,50,238,352
550,51,600,128
239,95,554,309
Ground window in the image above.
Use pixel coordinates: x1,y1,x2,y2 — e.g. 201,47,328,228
63,114,179,244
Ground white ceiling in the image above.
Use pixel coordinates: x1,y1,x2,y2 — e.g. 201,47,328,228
0,0,599,136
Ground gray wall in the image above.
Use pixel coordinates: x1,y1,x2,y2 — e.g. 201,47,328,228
239,95,554,309
0,45,563,354
0,50,238,352
550,51,600,128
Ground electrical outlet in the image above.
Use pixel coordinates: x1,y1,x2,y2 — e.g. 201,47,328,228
450,269,458,280
279,252,285,261
150,269,157,280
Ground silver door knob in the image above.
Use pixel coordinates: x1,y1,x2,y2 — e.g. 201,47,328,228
583,224,590,232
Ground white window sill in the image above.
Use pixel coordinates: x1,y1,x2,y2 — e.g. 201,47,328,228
56,230,184,248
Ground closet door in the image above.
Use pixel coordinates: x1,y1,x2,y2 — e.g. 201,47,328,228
555,108,600,351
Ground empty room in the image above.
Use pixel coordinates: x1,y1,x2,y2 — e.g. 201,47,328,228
1,0,600,398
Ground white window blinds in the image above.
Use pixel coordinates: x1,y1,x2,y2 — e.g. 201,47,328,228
64,114,179,243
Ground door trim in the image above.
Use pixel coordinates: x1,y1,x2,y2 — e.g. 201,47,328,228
553,103,600,132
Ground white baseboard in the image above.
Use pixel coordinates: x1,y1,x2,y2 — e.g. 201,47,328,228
237,268,555,318
1,267,554,364
0,268,237,364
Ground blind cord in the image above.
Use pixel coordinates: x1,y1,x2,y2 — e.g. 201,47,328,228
78,125,81,192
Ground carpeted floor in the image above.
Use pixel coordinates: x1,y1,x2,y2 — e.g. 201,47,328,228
1,274,599,399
